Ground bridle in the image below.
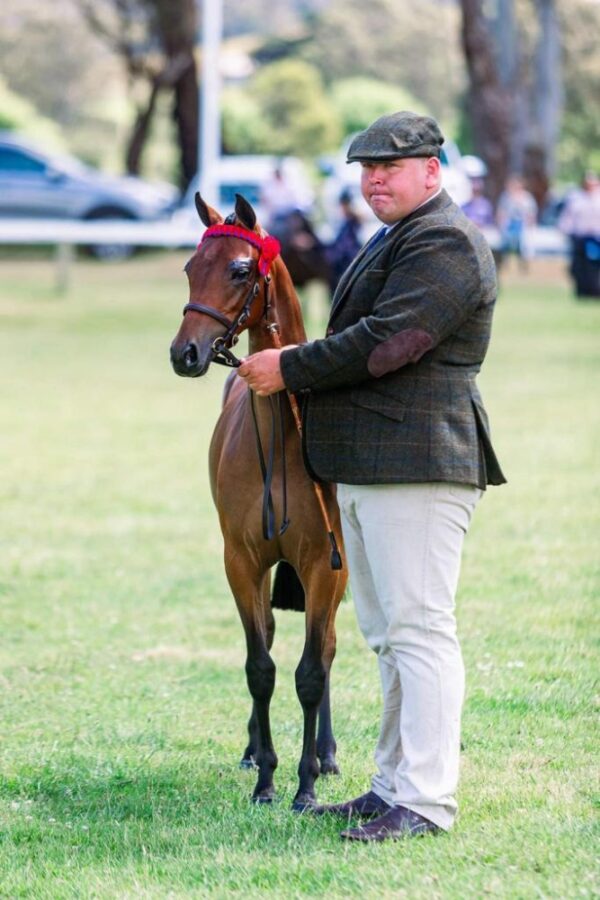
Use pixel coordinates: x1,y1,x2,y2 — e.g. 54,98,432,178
181,224,281,368
181,222,288,539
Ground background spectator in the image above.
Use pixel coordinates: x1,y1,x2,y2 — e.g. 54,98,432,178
558,171,600,299
496,175,537,271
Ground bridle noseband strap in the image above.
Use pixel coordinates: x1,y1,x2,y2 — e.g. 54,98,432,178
182,281,263,368
182,302,234,331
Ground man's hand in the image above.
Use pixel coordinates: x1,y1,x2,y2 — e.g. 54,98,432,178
238,348,290,396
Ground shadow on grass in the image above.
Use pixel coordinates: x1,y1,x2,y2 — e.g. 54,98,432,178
1,751,344,865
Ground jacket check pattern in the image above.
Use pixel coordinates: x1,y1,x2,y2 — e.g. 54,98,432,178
280,190,506,490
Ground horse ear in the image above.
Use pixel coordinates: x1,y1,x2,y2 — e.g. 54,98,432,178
234,193,257,231
195,192,222,227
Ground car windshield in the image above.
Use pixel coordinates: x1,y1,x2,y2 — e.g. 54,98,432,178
44,151,91,178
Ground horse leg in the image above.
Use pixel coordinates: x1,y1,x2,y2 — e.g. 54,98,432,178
292,604,339,811
244,630,278,803
240,599,275,769
317,669,340,775
228,559,278,803
240,704,258,770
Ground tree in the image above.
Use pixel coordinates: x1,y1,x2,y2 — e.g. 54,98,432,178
460,0,565,208
304,0,465,133
0,0,125,166
252,60,341,155
77,0,198,189
460,0,513,204
558,0,600,180
329,78,426,139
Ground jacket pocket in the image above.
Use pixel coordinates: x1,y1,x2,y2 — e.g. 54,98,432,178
349,388,407,422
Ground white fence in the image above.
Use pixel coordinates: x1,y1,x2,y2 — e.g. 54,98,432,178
0,217,568,294
0,217,202,292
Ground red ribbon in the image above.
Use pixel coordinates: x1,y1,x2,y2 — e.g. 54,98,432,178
200,224,281,276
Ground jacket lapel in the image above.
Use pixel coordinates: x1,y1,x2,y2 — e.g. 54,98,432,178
330,228,390,319
328,190,452,323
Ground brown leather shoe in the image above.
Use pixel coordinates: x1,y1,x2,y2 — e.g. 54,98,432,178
340,805,440,842
311,790,391,820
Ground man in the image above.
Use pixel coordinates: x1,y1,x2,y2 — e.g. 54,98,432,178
558,171,600,298
496,174,537,271
239,111,505,842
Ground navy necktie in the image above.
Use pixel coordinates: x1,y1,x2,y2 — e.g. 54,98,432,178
365,226,388,252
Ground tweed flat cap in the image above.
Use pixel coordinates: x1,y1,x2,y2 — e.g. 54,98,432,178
347,111,444,163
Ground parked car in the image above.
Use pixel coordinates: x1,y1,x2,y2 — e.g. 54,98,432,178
174,154,315,227
0,132,178,258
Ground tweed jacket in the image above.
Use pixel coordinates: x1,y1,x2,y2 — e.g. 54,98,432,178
280,190,506,489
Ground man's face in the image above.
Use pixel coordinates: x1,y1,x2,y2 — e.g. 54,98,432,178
360,157,438,225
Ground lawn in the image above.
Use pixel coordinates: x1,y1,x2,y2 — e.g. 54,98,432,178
0,253,598,898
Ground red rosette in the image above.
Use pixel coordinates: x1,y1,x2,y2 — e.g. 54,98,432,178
259,235,281,275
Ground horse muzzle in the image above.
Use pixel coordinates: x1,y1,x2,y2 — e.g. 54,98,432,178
170,338,211,377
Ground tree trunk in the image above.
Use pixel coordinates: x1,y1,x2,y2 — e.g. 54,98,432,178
126,80,161,175
524,0,562,210
172,60,199,191
153,0,199,191
460,0,513,204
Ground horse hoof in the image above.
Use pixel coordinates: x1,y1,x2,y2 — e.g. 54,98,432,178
239,757,257,770
291,795,317,813
252,789,275,804
319,759,340,776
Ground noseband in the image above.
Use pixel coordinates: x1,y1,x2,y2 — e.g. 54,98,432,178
182,224,281,368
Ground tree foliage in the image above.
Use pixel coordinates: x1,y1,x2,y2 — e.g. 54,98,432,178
0,0,124,166
0,0,598,190
303,0,465,134
329,79,426,138
223,59,341,156
559,0,600,179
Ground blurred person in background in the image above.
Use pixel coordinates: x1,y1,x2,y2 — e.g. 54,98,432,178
261,163,303,236
460,155,494,229
558,171,600,299
326,188,363,294
496,175,537,271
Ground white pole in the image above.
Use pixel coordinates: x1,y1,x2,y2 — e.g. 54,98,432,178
198,0,223,208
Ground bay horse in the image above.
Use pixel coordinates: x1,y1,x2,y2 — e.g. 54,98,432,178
170,193,347,810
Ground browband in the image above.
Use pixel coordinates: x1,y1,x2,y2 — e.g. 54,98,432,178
200,224,281,276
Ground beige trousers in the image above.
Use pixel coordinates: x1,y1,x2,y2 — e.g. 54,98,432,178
337,481,481,831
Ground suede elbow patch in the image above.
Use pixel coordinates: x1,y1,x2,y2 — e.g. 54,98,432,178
367,329,434,377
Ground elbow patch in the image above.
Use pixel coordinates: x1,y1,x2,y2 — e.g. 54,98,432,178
367,328,434,377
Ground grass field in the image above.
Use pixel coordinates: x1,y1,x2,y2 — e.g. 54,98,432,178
0,253,598,899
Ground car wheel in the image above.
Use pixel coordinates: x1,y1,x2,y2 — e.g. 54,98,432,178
83,207,136,261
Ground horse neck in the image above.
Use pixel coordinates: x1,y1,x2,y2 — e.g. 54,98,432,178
247,258,308,355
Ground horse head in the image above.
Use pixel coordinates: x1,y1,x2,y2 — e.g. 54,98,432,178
170,192,280,378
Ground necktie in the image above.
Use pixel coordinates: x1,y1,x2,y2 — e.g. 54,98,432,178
365,226,388,252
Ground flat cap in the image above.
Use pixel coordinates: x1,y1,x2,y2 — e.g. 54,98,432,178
346,111,444,163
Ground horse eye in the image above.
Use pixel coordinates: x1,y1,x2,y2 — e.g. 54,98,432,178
230,262,252,282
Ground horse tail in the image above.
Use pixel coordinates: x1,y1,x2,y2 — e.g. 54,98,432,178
271,561,305,612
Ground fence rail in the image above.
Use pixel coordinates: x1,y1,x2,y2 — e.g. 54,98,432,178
0,216,568,294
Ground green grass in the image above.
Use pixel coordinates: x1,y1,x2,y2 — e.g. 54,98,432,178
0,255,598,898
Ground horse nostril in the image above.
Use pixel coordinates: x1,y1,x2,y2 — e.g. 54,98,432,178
183,342,198,368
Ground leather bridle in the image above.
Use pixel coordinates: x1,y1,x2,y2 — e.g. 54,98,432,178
181,223,281,368
182,281,263,368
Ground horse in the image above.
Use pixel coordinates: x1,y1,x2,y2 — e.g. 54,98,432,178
170,192,347,810
270,209,332,291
